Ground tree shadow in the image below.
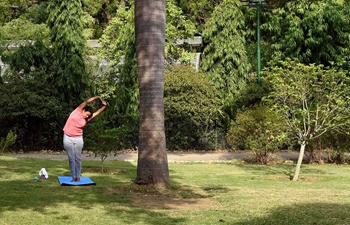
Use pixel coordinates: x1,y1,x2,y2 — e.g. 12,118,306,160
235,202,350,225
0,156,210,224
234,163,328,179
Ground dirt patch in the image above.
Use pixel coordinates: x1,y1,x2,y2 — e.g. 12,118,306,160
106,185,223,210
268,176,292,181
269,175,322,182
298,176,322,182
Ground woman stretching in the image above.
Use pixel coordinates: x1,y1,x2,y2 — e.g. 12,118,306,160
63,96,107,182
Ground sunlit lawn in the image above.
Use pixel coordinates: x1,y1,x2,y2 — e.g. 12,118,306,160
1,156,350,225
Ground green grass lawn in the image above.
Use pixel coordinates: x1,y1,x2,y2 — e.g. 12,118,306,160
1,156,350,225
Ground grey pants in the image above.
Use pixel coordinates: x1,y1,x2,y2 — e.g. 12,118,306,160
63,134,84,179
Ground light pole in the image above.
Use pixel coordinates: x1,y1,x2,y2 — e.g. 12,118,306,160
241,0,267,85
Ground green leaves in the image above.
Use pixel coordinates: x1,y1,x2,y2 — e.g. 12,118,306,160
0,18,49,43
47,0,89,106
0,130,17,155
226,105,290,163
164,66,223,150
201,0,251,99
263,0,350,67
263,59,350,142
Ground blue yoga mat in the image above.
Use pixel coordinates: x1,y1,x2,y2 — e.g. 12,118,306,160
58,176,96,186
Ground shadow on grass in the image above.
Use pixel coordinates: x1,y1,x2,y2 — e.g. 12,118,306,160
0,156,207,224
234,163,328,179
235,202,350,225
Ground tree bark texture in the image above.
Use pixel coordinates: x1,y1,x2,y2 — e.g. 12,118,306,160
134,0,169,188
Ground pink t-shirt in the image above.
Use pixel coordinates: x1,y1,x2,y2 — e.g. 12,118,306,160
63,108,87,137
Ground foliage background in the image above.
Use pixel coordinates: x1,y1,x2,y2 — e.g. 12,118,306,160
1,0,350,161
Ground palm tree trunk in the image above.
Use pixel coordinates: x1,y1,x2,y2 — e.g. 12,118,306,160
292,141,306,181
134,0,169,189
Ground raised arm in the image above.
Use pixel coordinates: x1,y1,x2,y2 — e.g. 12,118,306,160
78,96,101,109
90,100,107,121
78,96,107,121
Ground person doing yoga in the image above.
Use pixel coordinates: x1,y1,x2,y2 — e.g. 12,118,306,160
63,96,107,182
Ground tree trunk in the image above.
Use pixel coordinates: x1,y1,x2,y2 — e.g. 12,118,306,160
134,0,170,189
292,141,306,181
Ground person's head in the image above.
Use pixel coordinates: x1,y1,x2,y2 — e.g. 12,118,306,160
82,106,94,120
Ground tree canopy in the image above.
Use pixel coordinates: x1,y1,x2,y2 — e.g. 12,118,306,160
263,0,350,68
1,0,350,160
263,59,350,180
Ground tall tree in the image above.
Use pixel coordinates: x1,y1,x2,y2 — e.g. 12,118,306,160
202,0,250,94
98,2,139,131
98,0,196,150
263,0,350,68
47,0,89,107
263,59,350,181
134,0,170,188
201,0,251,124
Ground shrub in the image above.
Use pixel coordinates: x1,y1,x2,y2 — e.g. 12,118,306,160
310,131,350,164
0,130,17,155
84,120,134,172
226,105,290,164
164,65,224,150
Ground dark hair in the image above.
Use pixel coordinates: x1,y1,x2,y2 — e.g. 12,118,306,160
83,106,94,120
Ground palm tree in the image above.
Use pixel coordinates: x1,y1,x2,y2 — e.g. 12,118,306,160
134,0,169,189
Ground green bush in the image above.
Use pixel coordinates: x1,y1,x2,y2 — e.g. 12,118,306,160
309,131,350,164
0,130,17,155
0,62,65,150
226,105,290,164
84,119,135,171
164,65,224,150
